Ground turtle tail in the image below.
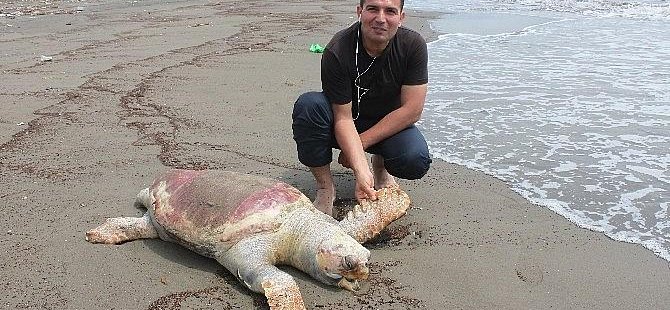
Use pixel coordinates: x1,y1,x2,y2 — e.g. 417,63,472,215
135,188,152,210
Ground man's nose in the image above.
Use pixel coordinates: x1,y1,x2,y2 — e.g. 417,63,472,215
373,10,387,23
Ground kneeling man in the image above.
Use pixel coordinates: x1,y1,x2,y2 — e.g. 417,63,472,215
292,0,431,215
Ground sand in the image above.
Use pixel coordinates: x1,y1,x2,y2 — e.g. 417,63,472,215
1,0,669,309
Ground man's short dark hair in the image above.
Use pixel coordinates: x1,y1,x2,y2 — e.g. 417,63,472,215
359,0,404,10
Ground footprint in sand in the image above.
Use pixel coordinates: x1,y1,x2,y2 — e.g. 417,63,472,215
514,262,544,284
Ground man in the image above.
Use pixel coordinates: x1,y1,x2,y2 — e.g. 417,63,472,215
292,0,431,216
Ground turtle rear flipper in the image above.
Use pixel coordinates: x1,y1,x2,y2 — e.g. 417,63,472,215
337,186,411,244
86,213,158,244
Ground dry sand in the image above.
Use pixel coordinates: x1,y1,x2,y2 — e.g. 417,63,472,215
1,0,669,309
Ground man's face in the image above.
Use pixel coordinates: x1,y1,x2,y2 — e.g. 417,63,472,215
357,0,405,47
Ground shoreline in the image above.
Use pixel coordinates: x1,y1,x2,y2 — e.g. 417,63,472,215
404,8,445,42
1,0,669,309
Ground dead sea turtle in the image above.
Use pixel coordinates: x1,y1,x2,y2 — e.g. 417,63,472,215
86,169,410,309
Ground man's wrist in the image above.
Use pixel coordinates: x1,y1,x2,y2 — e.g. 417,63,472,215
352,164,371,178
359,135,370,150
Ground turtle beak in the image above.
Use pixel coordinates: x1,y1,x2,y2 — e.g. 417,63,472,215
338,277,361,291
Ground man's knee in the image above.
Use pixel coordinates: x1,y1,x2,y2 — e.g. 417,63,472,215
292,92,334,167
385,151,431,180
292,91,332,136
293,92,330,123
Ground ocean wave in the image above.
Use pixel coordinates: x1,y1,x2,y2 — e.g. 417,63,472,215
408,0,670,21
491,0,670,20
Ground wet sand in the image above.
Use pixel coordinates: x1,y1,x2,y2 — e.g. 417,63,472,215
1,0,669,309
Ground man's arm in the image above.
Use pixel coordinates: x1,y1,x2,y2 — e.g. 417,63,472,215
332,102,377,201
359,83,428,149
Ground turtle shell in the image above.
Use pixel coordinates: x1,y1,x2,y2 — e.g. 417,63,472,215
149,169,312,256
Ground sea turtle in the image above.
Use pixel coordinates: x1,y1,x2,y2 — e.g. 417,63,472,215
86,169,410,309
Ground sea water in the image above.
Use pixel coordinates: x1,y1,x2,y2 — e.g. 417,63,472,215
406,0,670,260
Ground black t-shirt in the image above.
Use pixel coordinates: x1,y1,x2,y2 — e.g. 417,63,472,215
321,22,428,120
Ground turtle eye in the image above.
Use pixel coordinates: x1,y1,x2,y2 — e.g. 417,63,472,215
344,255,357,270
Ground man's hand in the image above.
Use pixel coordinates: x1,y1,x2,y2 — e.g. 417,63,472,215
331,103,377,203
339,152,376,202
355,169,377,202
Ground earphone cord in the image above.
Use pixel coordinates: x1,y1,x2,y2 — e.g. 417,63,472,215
354,24,376,120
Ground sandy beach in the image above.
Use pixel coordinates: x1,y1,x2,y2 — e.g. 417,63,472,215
1,0,669,309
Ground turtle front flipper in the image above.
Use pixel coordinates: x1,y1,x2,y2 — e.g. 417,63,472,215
86,213,159,244
261,274,306,310
218,237,306,310
337,186,411,244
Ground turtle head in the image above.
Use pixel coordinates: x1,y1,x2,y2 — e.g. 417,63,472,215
315,231,370,290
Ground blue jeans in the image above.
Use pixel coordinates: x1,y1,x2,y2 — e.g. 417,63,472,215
292,91,431,180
